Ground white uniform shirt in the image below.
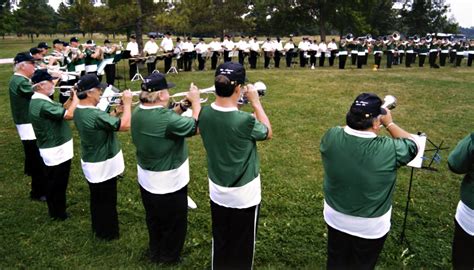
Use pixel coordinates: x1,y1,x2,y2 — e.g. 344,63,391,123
328,41,338,51
274,41,284,52
319,42,328,53
126,41,139,56
160,37,174,52
284,42,295,51
144,40,159,55
182,41,194,52
261,41,273,52
298,41,309,51
237,40,248,51
209,41,222,52
195,42,208,54
222,39,234,51
309,42,319,51
250,40,260,52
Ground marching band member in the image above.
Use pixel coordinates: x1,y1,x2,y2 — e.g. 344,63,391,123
397,39,405,65
222,35,234,62
199,62,272,270
103,40,118,86
209,36,222,70
144,34,159,75
160,32,174,73
429,38,440,68
195,38,208,71
49,39,66,68
261,37,274,69
350,39,358,66
236,36,248,65
284,38,295,68
29,69,78,220
298,37,309,67
385,36,395,68
338,37,348,69
84,40,102,78
9,52,47,201
273,37,283,68
37,42,51,57
126,35,139,80
448,133,474,270
319,39,328,67
175,37,184,71
455,41,465,67
309,38,318,69
249,36,260,69
418,38,429,67
73,74,132,240
356,38,365,69
450,39,457,64
320,93,417,270
182,37,194,72
69,37,85,76
439,38,450,67
467,40,474,67
131,73,201,264
30,47,44,66
373,38,383,70
328,38,338,67
405,39,415,68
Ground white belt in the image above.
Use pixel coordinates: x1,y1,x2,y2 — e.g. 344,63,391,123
338,51,348,55
420,53,428,56
457,52,464,55
406,50,414,54
452,50,457,52
469,51,474,54
373,51,383,55
441,50,449,53
398,50,405,53
357,52,365,56
429,49,438,53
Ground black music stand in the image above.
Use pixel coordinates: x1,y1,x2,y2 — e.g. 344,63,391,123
119,50,131,88
399,133,448,246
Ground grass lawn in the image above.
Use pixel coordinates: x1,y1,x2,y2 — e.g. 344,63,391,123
1,37,473,269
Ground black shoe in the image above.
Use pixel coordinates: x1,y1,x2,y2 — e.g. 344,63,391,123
51,212,69,221
30,195,47,202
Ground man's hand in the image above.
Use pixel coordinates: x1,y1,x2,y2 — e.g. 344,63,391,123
380,109,393,127
244,84,260,105
186,83,200,105
121,89,133,107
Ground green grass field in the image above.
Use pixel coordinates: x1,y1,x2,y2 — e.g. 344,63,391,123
1,37,473,269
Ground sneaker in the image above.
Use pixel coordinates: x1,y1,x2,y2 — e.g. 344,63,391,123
187,196,197,209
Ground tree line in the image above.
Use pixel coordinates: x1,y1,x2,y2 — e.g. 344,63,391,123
0,0,461,44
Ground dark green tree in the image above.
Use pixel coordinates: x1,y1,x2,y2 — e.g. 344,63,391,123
14,0,56,42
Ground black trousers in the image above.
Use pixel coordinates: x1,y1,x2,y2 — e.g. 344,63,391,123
319,54,326,67
339,55,347,69
177,57,183,70
88,177,119,240
456,55,463,67
224,51,231,62
386,52,393,68
274,51,281,68
399,53,404,64
429,52,438,67
249,51,258,69
406,53,413,67
327,225,387,270
374,53,382,69
450,51,457,64
104,64,115,85
211,52,219,70
440,53,449,66
309,52,316,67
299,51,306,67
467,54,474,67
146,62,156,75
238,50,245,65
140,185,188,263
211,200,260,270
264,53,271,68
329,51,336,66
46,159,71,220
286,52,293,67
164,54,172,73
197,54,205,70
452,219,474,270
22,140,47,199
183,52,192,71
419,54,427,67
351,53,357,65
357,55,364,69
128,60,137,80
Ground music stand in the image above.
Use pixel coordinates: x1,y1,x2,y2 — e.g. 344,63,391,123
119,50,131,88
131,57,145,82
167,56,178,74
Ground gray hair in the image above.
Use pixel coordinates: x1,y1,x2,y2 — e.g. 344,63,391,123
139,91,162,104
14,62,28,72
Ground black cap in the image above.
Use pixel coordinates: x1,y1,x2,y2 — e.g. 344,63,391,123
63,42,69,47
86,40,95,45
130,34,136,39
349,93,387,119
187,36,192,41
37,42,50,49
215,62,246,85
14,52,35,64
70,37,79,43
141,73,175,92
31,69,57,84
165,32,171,36
53,39,64,45
104,39,110,44
76,74,108,92
30,47,42,55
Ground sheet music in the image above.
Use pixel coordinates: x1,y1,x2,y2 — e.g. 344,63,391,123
96,86,115,112
407,133,427,168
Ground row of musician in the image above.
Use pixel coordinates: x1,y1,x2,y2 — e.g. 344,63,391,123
29,34,474,89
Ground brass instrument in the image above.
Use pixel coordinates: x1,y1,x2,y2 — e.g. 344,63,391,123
100,89,141,105
392,31,401,41
382,95,397,110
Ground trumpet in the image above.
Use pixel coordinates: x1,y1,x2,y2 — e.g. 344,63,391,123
382,95,397,110
100,89,141,105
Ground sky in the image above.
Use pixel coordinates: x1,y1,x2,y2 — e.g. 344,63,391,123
47,0,474,28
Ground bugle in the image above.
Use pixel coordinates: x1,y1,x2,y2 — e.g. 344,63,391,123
100,88,141,106
382,95,397,110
